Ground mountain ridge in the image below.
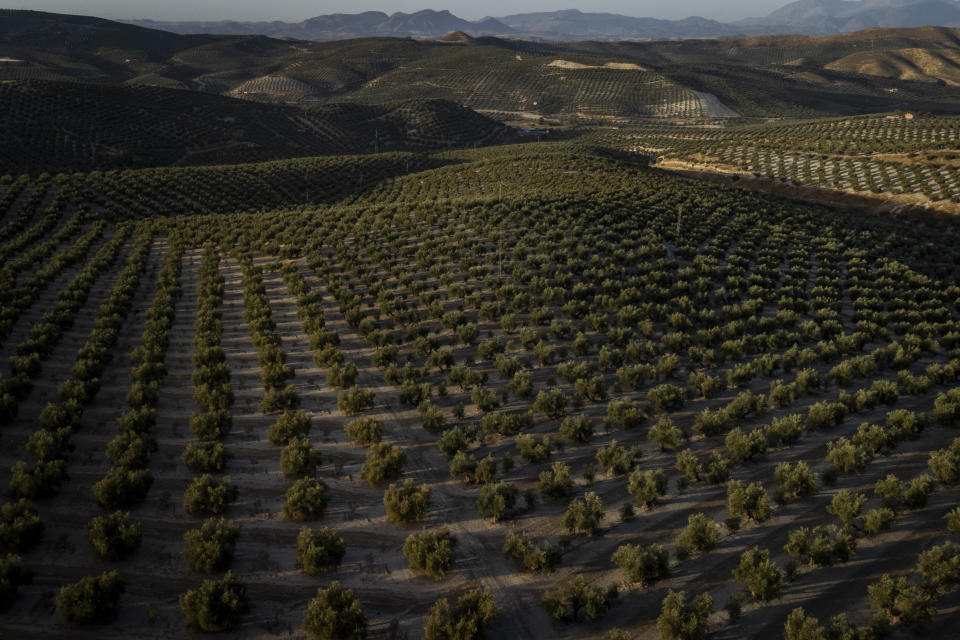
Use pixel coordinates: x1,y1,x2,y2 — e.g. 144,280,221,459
122,0,960,41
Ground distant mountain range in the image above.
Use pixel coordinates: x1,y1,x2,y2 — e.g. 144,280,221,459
125,0,960,41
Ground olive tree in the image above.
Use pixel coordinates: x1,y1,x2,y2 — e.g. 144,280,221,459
183,517,239,573
656,590,713,640
402,527,455,580
179,571,249,631
297,526,346,576
56,571,125,625
303,581,367,640
732,546,782,602
84,511,141,560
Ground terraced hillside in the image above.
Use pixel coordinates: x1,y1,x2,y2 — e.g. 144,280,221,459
1,146,960,640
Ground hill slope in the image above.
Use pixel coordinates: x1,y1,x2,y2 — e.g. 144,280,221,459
0,79,507,173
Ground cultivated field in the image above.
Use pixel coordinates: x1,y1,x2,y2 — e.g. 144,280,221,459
1,146,960,640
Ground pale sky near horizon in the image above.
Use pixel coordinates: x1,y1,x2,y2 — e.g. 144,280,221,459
10,1,793,22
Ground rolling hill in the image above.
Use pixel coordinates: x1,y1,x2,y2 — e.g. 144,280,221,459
0,79,507,173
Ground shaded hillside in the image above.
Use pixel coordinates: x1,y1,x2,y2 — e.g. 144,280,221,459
0,80,507,174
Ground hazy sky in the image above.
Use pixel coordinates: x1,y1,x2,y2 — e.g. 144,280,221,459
14,1,792,22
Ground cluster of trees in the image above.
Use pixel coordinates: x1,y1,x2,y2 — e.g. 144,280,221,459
0,210,103,350
90,237,184,580
8,225,145,503
2,227,171,616
784,537,960,637
240,258,298,412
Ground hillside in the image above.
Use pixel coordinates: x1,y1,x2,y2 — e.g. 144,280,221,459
0,80,507,173
6,7,960,640
6,11,960,122
3,139,960,640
